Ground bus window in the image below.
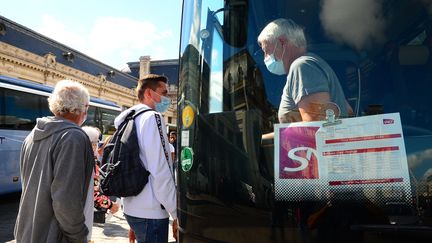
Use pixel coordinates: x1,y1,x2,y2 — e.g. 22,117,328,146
40,96,51,118
0,88,3,126
208,20,224,113
1,89,41,129
100,107,118,135
84,106,97,127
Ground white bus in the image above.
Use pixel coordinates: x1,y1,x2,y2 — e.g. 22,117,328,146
0,75,121,195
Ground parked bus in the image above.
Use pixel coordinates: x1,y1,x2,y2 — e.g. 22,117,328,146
0,75,121,195
177,0,432,242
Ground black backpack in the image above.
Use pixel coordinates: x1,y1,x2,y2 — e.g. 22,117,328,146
99,109,152,197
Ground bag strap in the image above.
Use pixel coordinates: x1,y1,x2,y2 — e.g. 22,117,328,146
123,108,153,121
154,113,176,184
132,108,153,119
116,108,152,135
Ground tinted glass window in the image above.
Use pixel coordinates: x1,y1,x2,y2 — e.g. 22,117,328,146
0,89,48,130
100,107,119,135
83,106,97,127
179,0,432,242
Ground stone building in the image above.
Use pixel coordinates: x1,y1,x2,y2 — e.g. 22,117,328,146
0,16,138,108
0,15,179,129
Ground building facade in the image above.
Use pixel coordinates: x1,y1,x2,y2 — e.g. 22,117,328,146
0,16,139,108
1,15,179,130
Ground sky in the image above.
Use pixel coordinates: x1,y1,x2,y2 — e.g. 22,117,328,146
0,0,183,70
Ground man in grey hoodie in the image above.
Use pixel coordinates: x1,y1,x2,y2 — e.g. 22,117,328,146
14,80,94,243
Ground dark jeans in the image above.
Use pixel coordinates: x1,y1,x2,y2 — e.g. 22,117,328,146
124,214,169,243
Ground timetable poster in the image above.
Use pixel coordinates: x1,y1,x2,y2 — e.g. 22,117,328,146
274,113,412,205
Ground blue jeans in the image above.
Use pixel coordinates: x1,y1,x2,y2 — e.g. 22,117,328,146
124,214,169,243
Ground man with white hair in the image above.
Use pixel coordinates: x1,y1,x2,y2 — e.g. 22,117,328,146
258,18,352,122
15,80,94,243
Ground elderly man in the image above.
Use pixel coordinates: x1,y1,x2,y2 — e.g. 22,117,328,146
15,80,94,243
258,18,352,122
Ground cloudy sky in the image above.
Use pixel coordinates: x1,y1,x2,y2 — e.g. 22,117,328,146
1,0,182,70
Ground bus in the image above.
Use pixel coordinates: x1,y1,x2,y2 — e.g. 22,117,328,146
177,0,432,242
0,75,121,195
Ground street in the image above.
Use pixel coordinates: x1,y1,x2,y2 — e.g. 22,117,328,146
0,193,176,243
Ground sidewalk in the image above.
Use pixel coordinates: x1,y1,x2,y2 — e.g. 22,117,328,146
5,207,176,243
90,210,129,242
91,208,176,243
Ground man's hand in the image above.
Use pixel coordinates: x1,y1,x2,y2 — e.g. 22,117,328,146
128,229,136,243
172,219,178,240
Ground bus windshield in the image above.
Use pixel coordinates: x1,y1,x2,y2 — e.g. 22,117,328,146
178,0,432,242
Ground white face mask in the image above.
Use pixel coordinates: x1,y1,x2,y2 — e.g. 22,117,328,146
155,95,171,113
151,90,171,113
264,41,286,75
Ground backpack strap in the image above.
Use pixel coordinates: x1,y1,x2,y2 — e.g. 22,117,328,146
133,108,153,119
154,113,176,184
124,108,153,121
116,108,153,132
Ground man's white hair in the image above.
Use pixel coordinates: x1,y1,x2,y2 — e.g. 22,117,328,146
82,126,101,144
258,18,307,48
48,80,90,116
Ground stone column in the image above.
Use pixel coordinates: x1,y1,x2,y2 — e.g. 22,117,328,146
139,55,151,80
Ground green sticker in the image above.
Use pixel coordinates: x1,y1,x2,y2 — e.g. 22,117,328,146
180,147,194,172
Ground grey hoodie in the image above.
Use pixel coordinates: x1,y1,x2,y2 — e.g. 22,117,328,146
14,116,94,243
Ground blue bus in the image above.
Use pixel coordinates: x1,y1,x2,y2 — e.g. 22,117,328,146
0,75,121,195
177,0,432,242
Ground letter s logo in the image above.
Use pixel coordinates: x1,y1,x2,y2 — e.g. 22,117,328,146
284,147,317,172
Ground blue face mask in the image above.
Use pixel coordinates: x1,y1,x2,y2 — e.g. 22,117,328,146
264,41,286,75
153,92,171,113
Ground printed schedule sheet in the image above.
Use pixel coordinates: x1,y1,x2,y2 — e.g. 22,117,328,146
274,113,412,202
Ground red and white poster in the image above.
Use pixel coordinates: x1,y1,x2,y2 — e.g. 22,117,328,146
274,113,412,204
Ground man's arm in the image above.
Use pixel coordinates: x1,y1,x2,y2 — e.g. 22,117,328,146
297,92,331,121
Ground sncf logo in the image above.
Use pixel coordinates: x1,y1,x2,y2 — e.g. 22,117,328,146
284,147,318,172
281,146,319,179
383,119,394,124
279,126,320,179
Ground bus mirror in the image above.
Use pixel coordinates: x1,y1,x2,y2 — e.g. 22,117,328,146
223,0,248,48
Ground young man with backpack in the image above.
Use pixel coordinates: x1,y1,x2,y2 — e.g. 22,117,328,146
114,74,177,243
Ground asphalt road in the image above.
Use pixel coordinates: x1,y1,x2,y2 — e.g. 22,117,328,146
0,192,19,243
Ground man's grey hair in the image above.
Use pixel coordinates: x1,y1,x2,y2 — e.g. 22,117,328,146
258,18,306,48
48,80,90,116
